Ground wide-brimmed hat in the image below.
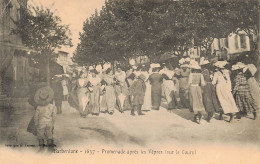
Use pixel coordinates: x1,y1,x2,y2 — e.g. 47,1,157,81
96,64,103,72
232,62,246,71
103,62,111,71
180,64,189,68
214,60,228,69
179,58,185,64
243,64,257,75
89,66,94,71
200,57,210,66
150,63,160,69
189,61,201,70
34,86,54,106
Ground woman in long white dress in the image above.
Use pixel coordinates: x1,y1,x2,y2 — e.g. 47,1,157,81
212,61,239,122
100,68,116,114
87,69,102,115
77,72,89,118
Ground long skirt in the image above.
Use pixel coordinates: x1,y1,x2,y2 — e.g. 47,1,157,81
235,90,258,113
216,84,239,114
248,77,260,109
151,84,162,110
142,82,152,111
179,88,190,108
100,85,116,113
115,84,128,110
77,88,89,114
68,88,79,110
189,86,205,114
88,86,100,114
203,82,220,113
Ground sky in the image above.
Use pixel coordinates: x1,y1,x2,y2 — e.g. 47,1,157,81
28,0,106,55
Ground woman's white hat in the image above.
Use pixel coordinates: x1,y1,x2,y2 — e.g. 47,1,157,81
232,62,246,71
96,64,103,72
214,61,228,68
103,62,111,71
243,64,257,75
189,61,201,69
179,58,185,64
89,66,94,71
150,63,160,69
180,64,189,68
200,57,210,65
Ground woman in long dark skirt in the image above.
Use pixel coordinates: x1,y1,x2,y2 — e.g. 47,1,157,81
201,59,220,122
149,64,163,110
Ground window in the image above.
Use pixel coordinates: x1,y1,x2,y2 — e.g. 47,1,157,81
239,34,247,49
17,9,20,21
224,38,229,48
235,35,239,49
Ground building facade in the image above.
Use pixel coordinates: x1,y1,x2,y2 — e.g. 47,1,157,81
211,31,251,60
56,50,73,74
0,0,31,97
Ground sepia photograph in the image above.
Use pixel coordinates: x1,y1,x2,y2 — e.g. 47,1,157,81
0,0,260,163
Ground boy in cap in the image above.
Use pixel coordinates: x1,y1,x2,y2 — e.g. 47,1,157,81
34,86,57,152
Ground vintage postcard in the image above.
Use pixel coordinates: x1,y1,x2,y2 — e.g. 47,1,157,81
0,0,260,163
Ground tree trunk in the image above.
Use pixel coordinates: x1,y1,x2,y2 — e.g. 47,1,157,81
0,72,2,96
111,60,115,74
46,52,51,86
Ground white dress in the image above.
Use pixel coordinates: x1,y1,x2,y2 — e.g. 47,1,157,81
142,71,152,111
77,78,89,113
61,80,69,96
212,71,239,114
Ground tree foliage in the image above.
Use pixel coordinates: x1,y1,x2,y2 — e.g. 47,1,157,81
13,5,72,52
12,5,72,84
74,0,259,65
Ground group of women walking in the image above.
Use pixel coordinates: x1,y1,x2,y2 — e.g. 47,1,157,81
62,57,260,124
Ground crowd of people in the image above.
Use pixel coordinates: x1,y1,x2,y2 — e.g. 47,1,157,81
27,56,260,151
48,57,259,124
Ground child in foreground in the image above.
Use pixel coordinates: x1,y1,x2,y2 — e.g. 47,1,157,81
34,86,57,152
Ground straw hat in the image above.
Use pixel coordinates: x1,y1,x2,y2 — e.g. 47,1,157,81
200,57,210,65
180,64,189,68
150,63,160,69
89,66,94,71
103,63,111,71
96,64,103,72
179,58,185,65
214,61,228,69
132,65,137,70
231,62,246,71
189,61,201,70
185,57,191,62
34,86,54,106
243,64,257,75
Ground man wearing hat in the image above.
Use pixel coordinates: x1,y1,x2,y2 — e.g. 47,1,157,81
34,86,57,151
